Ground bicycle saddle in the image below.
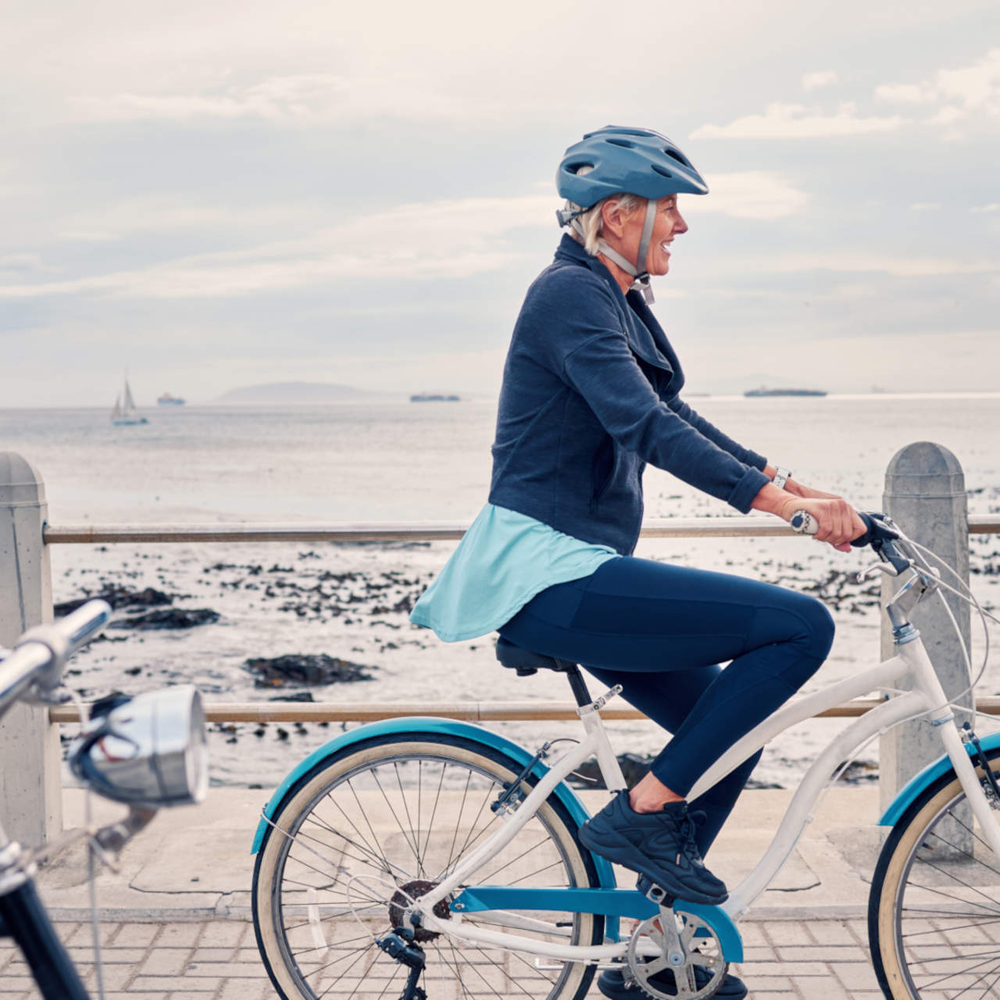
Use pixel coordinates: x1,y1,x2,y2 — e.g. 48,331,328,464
495,637,577,676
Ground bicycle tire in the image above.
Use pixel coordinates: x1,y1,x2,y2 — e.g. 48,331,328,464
869,745,1000,999
252,732,605,1000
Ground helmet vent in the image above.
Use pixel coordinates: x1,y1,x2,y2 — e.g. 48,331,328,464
605,137,637,148
565,161,594,175
651,164,674,179
664,148,690,167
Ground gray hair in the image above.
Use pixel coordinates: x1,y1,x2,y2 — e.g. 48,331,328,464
563,169,644,256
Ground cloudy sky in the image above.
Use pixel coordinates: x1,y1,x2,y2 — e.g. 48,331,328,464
2,0,998,406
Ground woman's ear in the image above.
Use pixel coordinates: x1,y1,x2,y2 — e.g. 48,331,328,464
601,198,627,239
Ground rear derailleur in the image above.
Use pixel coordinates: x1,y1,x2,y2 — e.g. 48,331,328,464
376,926,426,1000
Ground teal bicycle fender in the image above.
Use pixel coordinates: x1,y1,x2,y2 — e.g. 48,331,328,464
452,887,743,962
250,716,614,897
879,731,1000,827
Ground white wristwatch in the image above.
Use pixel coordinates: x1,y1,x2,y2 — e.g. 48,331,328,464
773,466,792,490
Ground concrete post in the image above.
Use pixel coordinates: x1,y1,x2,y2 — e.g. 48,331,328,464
0,453,61,847
879,442,972,817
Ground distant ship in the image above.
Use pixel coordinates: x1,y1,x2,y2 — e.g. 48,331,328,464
744,387,827,398
410,393,461,402
157,392,186,406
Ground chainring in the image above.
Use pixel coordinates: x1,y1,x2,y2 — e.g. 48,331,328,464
625,907,728,1000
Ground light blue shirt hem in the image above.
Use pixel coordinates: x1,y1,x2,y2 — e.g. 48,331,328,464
410,504,619,642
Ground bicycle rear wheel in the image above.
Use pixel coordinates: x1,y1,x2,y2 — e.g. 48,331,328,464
869,746,1000,999
252,733,604,1000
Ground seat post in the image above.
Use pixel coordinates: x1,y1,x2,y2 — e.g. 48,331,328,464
561,663,592,708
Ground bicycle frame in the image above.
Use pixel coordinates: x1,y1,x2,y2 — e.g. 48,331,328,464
409,628,1000,964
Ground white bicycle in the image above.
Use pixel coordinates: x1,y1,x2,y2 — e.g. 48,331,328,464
251,511,999,1000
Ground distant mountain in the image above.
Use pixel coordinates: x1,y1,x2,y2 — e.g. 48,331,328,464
214,382,396,404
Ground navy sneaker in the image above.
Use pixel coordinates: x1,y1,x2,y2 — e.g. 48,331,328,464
597,963,747,999
578,790,728,905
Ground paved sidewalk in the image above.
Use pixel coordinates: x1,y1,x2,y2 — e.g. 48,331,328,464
12,786,893,998
1,915,884,999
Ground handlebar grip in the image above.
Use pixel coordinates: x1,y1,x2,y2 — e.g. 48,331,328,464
791,510,878,546
849,512,878,549
58,599,112,657
790,510,818,535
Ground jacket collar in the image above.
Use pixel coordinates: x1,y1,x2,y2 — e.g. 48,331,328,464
553,235,681,382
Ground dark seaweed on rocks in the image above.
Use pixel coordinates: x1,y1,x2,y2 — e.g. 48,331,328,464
111,608,221,630
55,585,174,616
245,654,376,687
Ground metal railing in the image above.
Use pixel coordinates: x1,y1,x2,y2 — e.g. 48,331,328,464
0,443,995,844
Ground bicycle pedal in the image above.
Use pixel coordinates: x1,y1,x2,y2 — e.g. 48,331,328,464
636,874,674,907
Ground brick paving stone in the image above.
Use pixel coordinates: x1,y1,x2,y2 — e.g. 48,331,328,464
832,958,881,990
190,946,237,962
0,980,34,994
64,921,117,946
774,945,869,962
111,923,161,947
808,921,857,945
185,961,265,977
156,923,203,947
763,921,813,946
219,980,271,1000
138,948,191,976
133,976,222,992
195,921,248,948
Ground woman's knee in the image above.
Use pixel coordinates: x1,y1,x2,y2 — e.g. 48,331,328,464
797,596,835,661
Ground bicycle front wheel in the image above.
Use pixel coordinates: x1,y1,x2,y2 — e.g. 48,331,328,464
869,746,1000,998
252,732,604,1000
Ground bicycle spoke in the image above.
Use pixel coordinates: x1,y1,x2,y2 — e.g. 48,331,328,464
257,742,595,1000
394,761,425,878
902,914,1000,938
371,768,425,873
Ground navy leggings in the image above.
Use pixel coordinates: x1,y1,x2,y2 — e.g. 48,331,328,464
499,557,834,854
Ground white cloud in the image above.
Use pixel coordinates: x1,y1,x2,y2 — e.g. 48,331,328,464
0,253,44,272
77,73,484,123
802,71,839,91
875,47,1000,119
691,102,903,139
0,195,556,300
972,203,1000,213
688,172,810,219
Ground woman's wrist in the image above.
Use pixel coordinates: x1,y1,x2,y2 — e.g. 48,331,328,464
751,481,797,519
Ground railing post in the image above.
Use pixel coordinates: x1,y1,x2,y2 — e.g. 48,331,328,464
879,442,972,815
0,453,61,846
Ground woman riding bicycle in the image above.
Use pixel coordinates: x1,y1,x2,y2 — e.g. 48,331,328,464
411,125,866,999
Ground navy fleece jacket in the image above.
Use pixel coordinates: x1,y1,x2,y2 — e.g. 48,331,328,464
488,235,770,555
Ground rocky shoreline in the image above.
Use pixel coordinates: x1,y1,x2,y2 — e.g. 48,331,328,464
50,531,999,790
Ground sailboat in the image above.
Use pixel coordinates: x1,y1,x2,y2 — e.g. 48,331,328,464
111,377,148,425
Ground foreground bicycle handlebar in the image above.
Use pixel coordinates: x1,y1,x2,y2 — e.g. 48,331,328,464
0,600,208,1000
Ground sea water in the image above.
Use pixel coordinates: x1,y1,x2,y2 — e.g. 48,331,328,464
1,394,998,788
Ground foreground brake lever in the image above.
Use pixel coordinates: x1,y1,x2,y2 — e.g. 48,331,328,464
858,561,900,582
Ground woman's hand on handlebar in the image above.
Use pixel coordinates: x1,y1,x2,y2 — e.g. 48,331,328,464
752,481,867,552
779,497,868,552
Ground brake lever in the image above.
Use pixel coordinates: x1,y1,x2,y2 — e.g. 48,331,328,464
858,562,900,583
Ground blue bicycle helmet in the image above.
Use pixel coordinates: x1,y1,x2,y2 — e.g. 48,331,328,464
555,126,708,302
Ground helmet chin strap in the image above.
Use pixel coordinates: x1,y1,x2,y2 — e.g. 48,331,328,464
595,199,658,304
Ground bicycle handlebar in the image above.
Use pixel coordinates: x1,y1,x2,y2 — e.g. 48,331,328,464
0,600,111,718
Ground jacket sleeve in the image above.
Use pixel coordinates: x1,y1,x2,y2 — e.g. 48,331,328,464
561,330,769,513
667,396,768,471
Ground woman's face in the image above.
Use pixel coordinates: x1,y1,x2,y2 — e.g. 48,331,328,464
617,195,688,276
